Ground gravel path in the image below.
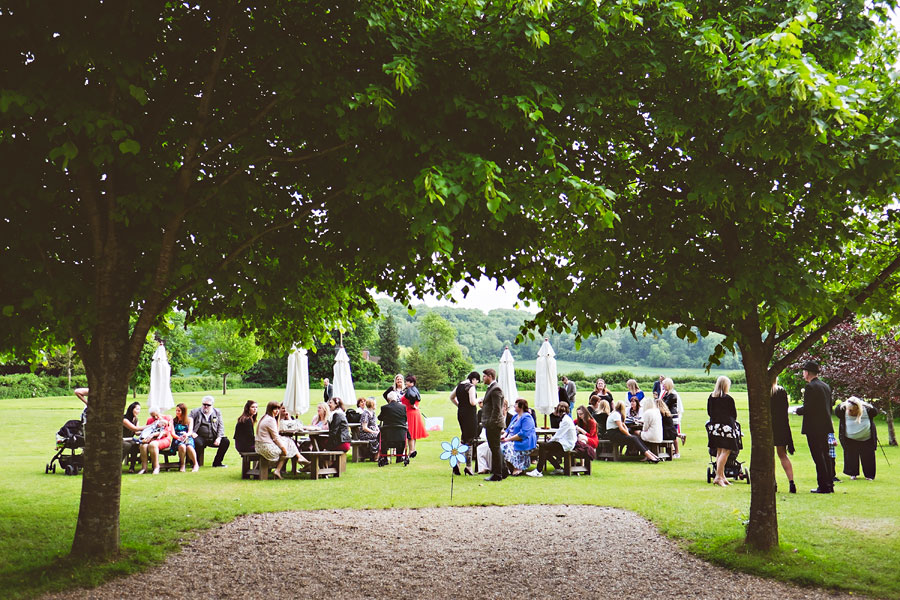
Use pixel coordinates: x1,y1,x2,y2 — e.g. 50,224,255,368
45,505,864,600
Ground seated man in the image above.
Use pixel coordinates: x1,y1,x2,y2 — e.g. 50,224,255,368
377,392,408,462
527,402,577,477
189,396,230,467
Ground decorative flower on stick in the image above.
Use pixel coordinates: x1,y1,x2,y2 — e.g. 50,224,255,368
439,436,469,499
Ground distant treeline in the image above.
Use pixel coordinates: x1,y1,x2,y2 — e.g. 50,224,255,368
376,298,743,369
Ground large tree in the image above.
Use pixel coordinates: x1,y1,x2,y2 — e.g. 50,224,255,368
489,1,900,551
0,2,618,558
377,313,402,377
189,318,263,395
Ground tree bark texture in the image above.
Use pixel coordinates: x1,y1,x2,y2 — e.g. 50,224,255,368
739,334,779,551
222,373,228,395
70,320,131,559
885,405,897,446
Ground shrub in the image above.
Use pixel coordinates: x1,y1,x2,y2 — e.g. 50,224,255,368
515,368,535,383
598,369,635,384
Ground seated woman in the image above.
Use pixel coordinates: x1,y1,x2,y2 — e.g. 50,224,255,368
659,398,678,453
574,405,598,460
325,397,352,454
589,378,614,411
171,402,199,472
139,408,174,475
255,401,300,479
627,396,641,421
234,400,258,454
660,377,685,456
500,399,537,476
593,399,611,438
606,400,660,463
639,399,663,444
357,397,380,459
122,401,145,472
310,402,330,429
626,379,645,419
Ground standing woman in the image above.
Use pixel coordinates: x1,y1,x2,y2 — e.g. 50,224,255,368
626,379,644,418
383,374,405,401
770,381,796,493
233,400,258,454
835,396,878,481
449,371,481,475
402,374,428,458
707,376,742,487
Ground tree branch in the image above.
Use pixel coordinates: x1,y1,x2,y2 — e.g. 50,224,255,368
186,96,281,169
770,251,900,375
156,187,346,309
249,139,356,165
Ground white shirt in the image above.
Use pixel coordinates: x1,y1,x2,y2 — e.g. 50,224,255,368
551,414,577,452
640,407,663,443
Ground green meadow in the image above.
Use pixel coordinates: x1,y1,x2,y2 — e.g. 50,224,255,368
1,388,898,599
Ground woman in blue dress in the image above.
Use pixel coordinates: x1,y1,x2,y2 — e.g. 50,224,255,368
172,402,199,472
501,399,537,475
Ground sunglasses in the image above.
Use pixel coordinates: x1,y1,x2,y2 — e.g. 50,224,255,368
202,403,212,407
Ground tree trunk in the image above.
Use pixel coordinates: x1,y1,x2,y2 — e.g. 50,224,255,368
739,334,779,551
222,373,227,395
70,320,131,559
885,402,897,446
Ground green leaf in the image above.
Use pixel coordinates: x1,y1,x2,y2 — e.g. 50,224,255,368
118,139,141,155
1,305,14,317
128,84,149,106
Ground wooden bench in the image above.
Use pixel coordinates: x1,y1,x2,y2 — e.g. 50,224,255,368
240,451,303,480
351,439,374,463
562,450,592,476
596,439,618,461
647,440,675,461
302,451,346,479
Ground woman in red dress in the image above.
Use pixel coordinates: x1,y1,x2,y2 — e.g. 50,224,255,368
402,374,427,458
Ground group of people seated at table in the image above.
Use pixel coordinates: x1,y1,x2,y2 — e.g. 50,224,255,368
120,395,230,474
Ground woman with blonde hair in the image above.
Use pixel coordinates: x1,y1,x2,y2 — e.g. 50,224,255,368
835,396,878,480
706,376,742,486
660,378,685,456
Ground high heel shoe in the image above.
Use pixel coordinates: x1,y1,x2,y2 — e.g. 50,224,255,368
453,465,461,476
464,467,474,476
789,480,797,494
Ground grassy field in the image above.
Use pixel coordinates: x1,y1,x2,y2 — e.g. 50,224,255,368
1,388,898,599
472,359,740,378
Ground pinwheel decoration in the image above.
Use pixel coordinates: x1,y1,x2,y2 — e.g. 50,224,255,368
439,436,469,500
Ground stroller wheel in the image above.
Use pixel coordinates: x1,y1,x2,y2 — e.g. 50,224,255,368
378,457,387,467
64,465,75,476
707,467,713,484
51,463,57,474
45,463,50,474
403,458,410,467
744,468,751,484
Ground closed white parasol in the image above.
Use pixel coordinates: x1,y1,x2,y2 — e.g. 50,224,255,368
332,346,356,406
534,338,558,421
283,347,310,417
498,346,518,414
148,343,175,413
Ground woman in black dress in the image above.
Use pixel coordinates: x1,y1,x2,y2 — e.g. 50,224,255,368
770,380,796,493
449,371,481,475
706,376,742,487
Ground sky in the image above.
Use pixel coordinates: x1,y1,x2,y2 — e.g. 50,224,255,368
377,276,535,314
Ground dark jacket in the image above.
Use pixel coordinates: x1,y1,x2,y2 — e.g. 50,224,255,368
323,383,334,401
378,401,408,444
797,377,834,436
233,418,255,453
328,410,352,446
481,382,505,429
189,407,225,440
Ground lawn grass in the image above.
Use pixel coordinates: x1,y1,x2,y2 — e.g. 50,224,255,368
1,388,898,599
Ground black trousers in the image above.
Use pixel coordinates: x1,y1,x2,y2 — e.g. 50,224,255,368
807,433,834,491
842,437,876,479
607,428,650,455
195,436,230,466
536,440,565,472
485,424,506,477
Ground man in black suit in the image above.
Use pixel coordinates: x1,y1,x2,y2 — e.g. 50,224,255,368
378,392,408,460
323,378,334,402
481,368,507,482
796,360,834,493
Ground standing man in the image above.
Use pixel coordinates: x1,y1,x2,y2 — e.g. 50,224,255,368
190,396,230,467
561,376,576,415
652,375,664,399
796,361,834,493
323,378,334,402
481,368,506,482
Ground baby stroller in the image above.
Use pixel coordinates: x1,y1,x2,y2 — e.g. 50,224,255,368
377,424,410,467
47,419,85,475
706,446,750,484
